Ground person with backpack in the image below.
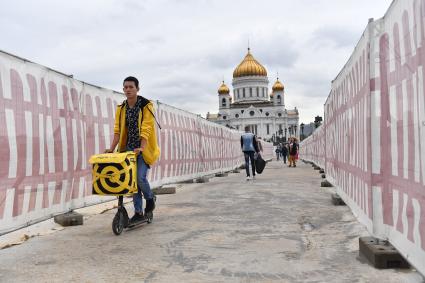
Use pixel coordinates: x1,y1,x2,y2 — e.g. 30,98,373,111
105,76,160,224
241,126,260,181
288,137,299,167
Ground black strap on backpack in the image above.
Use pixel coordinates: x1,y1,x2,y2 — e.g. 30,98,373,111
121,97,162,130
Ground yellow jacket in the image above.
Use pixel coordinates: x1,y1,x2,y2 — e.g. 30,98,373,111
113,98,160,165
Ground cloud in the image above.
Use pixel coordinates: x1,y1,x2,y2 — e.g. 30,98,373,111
254,33,300,70
0,0,393,124
310,26,360,48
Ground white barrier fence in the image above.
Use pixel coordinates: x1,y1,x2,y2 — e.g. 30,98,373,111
300,0,425,274
0,50,273,235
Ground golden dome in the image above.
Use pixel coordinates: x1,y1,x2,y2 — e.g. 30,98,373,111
272,78,284,91
233,48,267,78
218,81,230,95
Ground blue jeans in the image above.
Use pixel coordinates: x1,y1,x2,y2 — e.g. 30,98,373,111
127,148,154,213
244,151,256,177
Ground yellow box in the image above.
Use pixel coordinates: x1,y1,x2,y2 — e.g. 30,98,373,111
89,152,137,195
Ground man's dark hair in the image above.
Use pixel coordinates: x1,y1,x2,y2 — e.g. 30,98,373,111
123,76,139,88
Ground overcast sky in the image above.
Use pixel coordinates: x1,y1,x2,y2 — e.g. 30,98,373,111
0,0,392,123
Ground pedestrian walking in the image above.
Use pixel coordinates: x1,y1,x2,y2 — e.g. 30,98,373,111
288,137,299,167
241,126,260,180
257,137,264,153
281,143,288,164
275,145,281,161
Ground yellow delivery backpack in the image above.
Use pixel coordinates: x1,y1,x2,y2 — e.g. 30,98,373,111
88,152,137,195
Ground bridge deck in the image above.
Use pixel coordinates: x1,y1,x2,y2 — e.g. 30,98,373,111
0,161,422,282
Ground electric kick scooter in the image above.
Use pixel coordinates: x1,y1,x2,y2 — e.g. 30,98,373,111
112,195,156,235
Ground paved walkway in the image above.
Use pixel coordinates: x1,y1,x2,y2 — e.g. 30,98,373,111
0,161,423,282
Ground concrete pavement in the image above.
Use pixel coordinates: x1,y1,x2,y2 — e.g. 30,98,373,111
0,161,424,282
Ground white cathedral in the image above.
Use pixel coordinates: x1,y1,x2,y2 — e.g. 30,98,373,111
206,48,299,143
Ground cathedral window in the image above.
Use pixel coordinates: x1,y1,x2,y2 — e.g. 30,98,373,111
222,98,226,107
267,124,270,135
278,113,282,117
256,87,259,97
235,114,239,118
249,88,252,97
241,110,244,113
243,88,245,97
265,112,269,116
223,116,227,120
249,111,255,116
262,88,265,96
277,95,281,104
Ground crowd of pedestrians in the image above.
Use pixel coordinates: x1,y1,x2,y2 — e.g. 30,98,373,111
275,137,299,167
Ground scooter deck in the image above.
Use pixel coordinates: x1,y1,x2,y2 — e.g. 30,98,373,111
126,211,153,229
126,218,150,229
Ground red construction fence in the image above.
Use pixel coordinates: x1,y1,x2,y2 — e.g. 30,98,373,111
300,0,425,274
0,50,273,235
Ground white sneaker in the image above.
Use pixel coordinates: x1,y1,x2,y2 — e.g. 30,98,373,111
246,176,250,181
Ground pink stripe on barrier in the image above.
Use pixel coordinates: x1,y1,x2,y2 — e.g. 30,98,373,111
10,69,27,217
0,71,9,219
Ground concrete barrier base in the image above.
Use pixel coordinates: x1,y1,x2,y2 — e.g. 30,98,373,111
180,179,194,184
319,169,325,173
321,180,333,187
331,193,346,205
153,185,177,195
232,169,240,173
215,172,228,177
54,212,83,227
359,237,410,269
196,177,209,183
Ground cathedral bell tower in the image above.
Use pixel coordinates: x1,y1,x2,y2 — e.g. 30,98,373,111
271,78,284,106
218,81,231,109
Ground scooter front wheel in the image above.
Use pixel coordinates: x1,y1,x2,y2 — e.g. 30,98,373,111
112,211,124,235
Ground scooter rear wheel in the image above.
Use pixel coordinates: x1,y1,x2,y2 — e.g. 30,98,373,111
112,211,124,235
